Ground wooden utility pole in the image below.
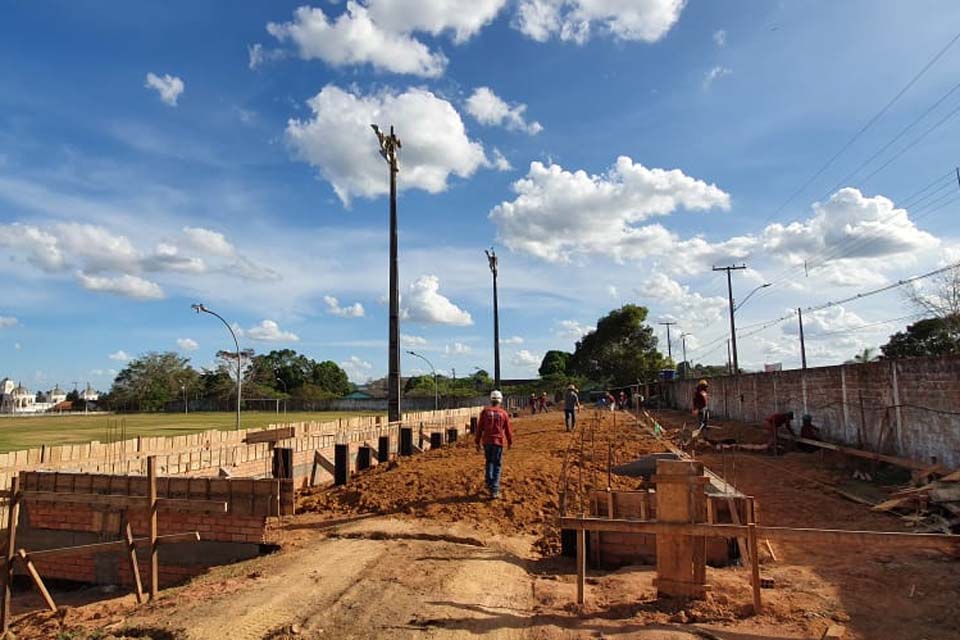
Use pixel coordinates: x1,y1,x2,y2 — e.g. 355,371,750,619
680,333,689,379
373,124,402,424
713,264,747,374
485,248,501,389
659,322,676,361
798,308,807,369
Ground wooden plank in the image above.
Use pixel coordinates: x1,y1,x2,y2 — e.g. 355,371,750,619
728,497,750,566
747,523,761,614
1,476,20,635
148,456,158,601
26,532,200,560
764,539,778,562
16,549,56,613
125,522,145,604
779,434,939,471
653,460,707,599
244,427,296,445
22,491,227,514
558,517,960,551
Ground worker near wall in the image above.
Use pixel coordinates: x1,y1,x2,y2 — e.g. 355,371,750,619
476,390,513,499
538,392,548,413
798,414,822,452
764,411,795,455
564,384,580,432
528,393,537,415
691,379,709,431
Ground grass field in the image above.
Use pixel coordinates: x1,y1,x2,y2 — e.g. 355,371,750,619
0,411,383,453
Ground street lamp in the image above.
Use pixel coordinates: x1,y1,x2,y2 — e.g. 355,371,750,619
191,303,242,430
276,376,288,415
180,382,188,415
485,248,501,389
734,282,772,313
406,350,438,411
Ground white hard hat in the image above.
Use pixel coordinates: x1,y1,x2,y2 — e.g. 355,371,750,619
490,390,503,402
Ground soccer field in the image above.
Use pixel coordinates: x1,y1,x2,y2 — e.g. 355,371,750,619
0,411,383,453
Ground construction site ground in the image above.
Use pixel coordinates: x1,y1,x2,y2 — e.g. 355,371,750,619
9,409,959,640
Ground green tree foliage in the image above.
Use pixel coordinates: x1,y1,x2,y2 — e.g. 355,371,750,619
109,352,199,412
880,316,960,359
847,347,879,364
245,350,350,397
538,350,572,377
568,305,667,386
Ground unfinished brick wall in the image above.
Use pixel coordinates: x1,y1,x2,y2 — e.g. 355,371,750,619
666,355,960,468
16,471,289,587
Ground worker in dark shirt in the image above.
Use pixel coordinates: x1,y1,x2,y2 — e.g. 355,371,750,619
691,380,709,432
798,414,822,452
764,411,795,455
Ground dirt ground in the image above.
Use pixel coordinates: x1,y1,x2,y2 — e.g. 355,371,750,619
8,408,959,640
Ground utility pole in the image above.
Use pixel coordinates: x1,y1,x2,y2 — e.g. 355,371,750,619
679,333,689,379
726,339,732,375
373,124,402,423
713,264,747,374
485,248,501,390
659,322,676,361
798,308,807,370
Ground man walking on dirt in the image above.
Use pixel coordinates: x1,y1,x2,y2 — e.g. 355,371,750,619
563,384,580,432
691,379,709,432
476,390,513,499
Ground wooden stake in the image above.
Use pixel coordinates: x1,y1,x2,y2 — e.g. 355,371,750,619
1,476,21,635
764,539,778,562
576,525,586,605
148,456,158,600
125,522,144,604
16,550,55,612
747,522,761,614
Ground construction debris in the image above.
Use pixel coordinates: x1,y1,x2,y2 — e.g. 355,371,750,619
871,472,960,533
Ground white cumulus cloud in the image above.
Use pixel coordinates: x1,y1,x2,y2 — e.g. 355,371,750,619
502,336,524,345
445,342,472,355
640,273,728,329
77,273,164,300
403,275,473,325
555,319,590,341
713,29,726,46
511,349,541,370
287,85,487,204
267,3,447,77
489,157,730,263
401,333,427,346
465,87,543,134
144,72,184,106
177,338,199,352
108,350,130,362
366,0,507,43
703,65,732,90
324,295,366,318
514,0,686,44
341,355,374,382
246,320,300,342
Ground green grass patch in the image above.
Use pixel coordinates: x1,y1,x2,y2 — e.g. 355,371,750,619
0,411,383,453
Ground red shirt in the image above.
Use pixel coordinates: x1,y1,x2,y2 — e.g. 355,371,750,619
764,413,794,433
692,389,708,410
476,406,513,447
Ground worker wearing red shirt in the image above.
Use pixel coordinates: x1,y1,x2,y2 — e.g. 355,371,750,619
476,390,514,499
691,380,709,431
764,411,795,455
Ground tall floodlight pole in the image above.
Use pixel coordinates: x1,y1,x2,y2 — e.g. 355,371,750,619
373,124,402,424
679,333,689,379
407,351,438,411
713,265,747,374
192,303,242,430
485,248,501,390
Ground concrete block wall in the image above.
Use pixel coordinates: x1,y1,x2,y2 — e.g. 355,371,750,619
666,354,960,468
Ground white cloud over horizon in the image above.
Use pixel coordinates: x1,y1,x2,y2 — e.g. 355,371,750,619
144,72,184,106
465,87,543,134
324,295,366,318
514,0,686,44
246,320,300,342
402,275,473,325
177,338,199,352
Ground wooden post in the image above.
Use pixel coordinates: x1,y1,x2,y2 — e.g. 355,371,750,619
378,435,390,463
356,445,371,472
125,521,145,604
653,460,708,599
576,526,586,605
399,427,413,456
148,456,158,600
334,444,349,486
16,550,56,612
430,432,443,450
747,522,761,613
469,416,478,434
1,475,21,634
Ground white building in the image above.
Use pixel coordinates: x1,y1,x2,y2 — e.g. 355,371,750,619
0,379,80,414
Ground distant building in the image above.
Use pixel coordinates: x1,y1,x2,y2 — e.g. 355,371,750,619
0,379,90,414
81,383,99,402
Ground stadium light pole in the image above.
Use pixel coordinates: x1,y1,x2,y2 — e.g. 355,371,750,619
407,350,438,411
372,124,402,424
192,303,242,430
485,248,501,390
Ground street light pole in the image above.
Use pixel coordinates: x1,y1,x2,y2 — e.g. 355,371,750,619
192,303,242,430
276,376,288,415
713,264,747,374
373,124,402,424
485,248,501,390
407,350,438,411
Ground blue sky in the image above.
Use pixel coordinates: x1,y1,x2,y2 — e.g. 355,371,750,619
2,0,960,391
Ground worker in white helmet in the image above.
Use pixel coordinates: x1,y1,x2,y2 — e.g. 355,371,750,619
475,390,513,499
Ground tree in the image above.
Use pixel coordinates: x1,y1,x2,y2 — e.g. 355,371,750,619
538,350,572,377
848,347,879,364
880,316,960,359
309,360,351,396
568,305,668,386
109,352,199,412
906,266,960,340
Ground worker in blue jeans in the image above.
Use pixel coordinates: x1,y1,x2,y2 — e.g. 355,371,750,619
475,390,514,499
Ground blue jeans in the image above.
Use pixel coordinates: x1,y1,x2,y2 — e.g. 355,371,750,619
484,444,503,493
564,409,576,431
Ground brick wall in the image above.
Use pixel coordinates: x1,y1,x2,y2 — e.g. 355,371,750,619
666,355,960,468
